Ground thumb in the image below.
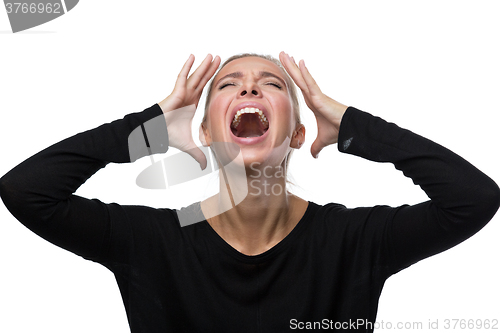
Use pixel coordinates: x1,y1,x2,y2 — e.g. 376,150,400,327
310,137,324,159
183,144,208,170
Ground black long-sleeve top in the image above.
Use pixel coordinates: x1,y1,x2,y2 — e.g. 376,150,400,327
1,104,499,332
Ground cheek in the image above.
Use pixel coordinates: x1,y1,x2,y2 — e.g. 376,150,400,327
272,98,295,132
208,93,230,116
205,98,228,134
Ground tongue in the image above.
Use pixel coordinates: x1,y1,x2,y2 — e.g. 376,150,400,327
233,113,267,138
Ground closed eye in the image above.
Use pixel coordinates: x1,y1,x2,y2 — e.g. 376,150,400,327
219,82,236,90
266,82,282,89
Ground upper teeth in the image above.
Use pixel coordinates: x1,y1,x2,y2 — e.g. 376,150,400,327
232,107,268,127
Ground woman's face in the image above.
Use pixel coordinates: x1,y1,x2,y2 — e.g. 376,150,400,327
202,57,302,168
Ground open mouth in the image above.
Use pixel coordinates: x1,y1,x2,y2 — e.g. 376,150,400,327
230,107,269,138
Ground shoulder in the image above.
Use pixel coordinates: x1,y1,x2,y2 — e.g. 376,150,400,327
307,200,349,221
306,200,401,235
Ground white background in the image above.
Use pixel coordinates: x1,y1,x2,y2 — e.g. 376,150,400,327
1,1,499,332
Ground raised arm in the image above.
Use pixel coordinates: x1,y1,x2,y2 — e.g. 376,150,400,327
0,54,220,261
0,104,165,260
280,51,500,272
337,107,500,272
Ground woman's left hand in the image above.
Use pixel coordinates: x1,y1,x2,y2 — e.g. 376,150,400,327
279,52,348,158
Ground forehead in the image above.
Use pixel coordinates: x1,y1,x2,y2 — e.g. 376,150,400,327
214,56,286,81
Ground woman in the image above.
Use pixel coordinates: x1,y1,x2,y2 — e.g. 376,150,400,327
1,52,499,332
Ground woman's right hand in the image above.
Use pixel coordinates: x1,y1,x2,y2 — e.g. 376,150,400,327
158,54,220,170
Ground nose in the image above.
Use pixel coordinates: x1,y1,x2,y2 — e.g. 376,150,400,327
238,82,261,98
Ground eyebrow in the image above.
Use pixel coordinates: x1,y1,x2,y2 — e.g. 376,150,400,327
258,71,287,87
215,71,243,86
215,71,287,87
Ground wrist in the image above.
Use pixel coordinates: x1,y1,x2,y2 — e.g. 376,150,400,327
329,100,348,129
158,95,177,114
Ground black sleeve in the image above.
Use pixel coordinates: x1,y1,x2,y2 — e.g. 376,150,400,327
338,107,500,274
0,104,169,261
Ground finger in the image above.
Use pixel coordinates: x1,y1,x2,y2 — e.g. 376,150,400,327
298,60,322,96
173,54,195,92
279,52,300,78
310,136,325,159
187,54,213,89
196,55,221,93
184,144,208,170
280,52,315,109
279,52,309,94
178,54,195,81
279,52,300,79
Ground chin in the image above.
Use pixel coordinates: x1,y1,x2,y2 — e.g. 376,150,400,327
242,148,287,170
242,153,268,169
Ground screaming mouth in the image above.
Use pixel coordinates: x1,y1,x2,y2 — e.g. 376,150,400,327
231,107,269,138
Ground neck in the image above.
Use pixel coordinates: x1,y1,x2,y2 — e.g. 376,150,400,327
201,163,307,256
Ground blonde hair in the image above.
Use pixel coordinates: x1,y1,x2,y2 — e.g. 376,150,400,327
202,53,301,175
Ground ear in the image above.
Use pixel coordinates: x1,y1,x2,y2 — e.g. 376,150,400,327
290,124,305,149
199,123,212,147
